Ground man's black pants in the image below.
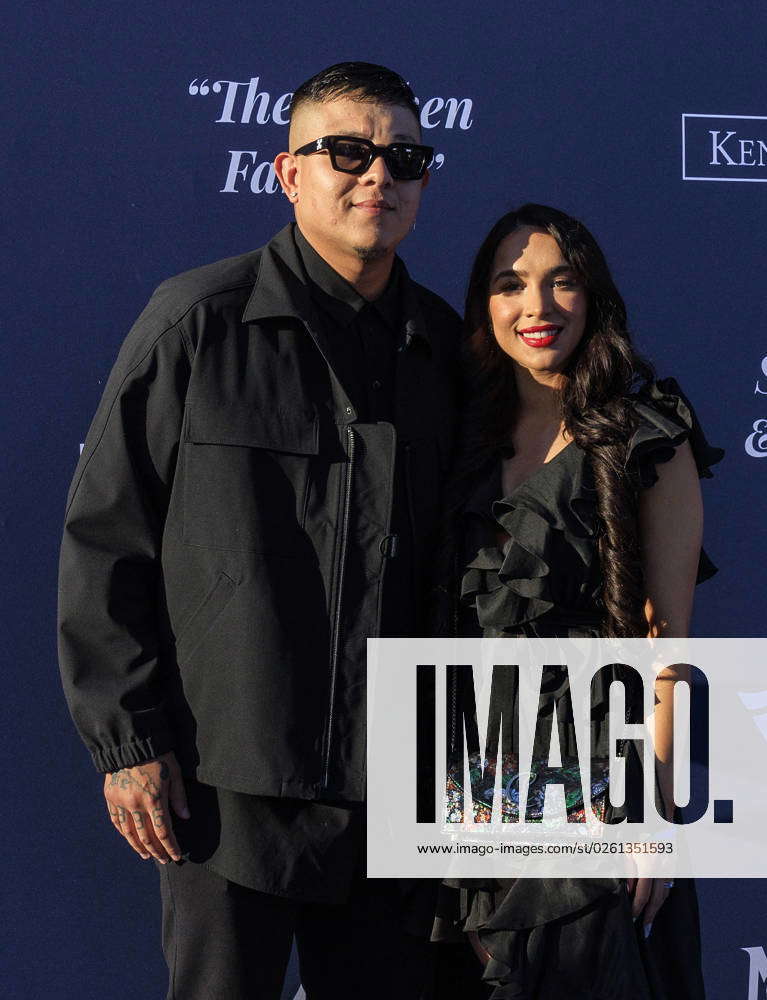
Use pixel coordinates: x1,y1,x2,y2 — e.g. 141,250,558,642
158,859,435,999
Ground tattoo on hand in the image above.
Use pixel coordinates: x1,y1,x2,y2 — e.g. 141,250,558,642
109,761,168,804
136,766,163,802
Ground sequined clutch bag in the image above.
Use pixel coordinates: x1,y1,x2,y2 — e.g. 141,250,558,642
445,754,610,824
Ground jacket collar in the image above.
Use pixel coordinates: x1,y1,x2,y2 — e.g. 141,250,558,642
241,223,432,354
241,224,314,324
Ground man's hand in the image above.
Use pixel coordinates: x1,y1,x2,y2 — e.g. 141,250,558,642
103,751,190,863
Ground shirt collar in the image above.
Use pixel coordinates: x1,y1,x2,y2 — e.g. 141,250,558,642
294,225,402,333
241,224,430,353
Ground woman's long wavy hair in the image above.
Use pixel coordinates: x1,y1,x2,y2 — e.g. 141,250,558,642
443,204,655,638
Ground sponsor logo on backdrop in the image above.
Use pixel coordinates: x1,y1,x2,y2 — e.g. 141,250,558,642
682,114,767,182
741,946,767,1000
755,356,767,396
745,356,767,457
745,420,767,457
187,76,474,194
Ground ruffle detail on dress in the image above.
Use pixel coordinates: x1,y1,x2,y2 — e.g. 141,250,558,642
469,877,705,999
433,878,620,941
476,879,646,998
626,377,724,584
480,877,620,931
460,377,724,629
461,447,602,631
461,530,554,629
433,878,636,997
626,376,724,489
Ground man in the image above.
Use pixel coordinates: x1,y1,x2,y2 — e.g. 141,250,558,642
58,62,461,998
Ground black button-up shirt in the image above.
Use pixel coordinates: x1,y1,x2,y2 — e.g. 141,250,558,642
296,225,400,424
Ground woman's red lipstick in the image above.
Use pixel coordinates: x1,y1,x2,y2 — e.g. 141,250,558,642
517,324,562,348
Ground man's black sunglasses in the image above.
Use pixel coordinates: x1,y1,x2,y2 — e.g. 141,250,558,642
292,135,433,181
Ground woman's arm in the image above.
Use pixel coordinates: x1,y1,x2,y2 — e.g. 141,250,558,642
638,438,703,640
638,438,703,814
630,438,703,934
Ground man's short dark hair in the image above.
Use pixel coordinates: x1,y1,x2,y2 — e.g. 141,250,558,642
290,62,420,124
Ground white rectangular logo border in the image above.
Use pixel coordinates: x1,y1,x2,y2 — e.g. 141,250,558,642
682,113,767,182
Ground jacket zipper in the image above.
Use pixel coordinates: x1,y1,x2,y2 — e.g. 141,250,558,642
323,425,356,787
374,425,399,631
449,546,460,757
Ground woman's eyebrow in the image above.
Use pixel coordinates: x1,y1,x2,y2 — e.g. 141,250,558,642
492,264,575,281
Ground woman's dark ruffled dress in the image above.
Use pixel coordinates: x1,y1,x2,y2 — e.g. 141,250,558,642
434,379,723,999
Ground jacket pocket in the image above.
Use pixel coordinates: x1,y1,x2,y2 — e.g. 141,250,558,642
175,570,237,662
181,405,320,554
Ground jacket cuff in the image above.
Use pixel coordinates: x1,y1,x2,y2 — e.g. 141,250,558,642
91,732,175,773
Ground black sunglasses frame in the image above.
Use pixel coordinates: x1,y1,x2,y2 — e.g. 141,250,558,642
292,135,433,180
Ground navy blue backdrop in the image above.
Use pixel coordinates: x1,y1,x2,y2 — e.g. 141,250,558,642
4,2,765,997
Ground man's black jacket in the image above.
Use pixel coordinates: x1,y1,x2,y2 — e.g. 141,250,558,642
58,225,460,802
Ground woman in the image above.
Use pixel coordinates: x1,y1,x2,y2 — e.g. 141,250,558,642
432,204,722,998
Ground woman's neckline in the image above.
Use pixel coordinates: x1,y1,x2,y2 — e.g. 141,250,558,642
498,438,575,498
